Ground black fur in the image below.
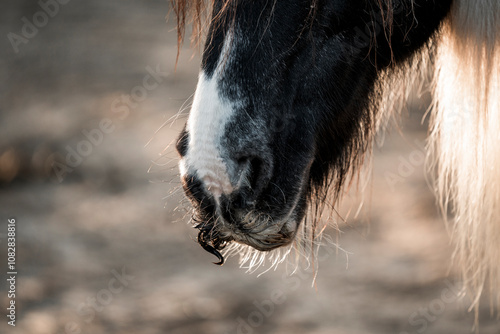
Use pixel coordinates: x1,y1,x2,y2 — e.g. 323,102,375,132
176,0,453,262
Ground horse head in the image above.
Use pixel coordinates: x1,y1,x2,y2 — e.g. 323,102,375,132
175,0,452,263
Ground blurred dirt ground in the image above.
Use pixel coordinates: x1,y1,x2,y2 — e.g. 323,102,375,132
0,1,499,334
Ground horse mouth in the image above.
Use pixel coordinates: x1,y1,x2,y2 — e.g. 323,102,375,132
194,212,298,265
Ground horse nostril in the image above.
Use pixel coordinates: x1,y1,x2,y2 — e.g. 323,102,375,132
182,174,217,214
236,155,269,201
182,174,205,202
231,192,248,210
248,157,264,191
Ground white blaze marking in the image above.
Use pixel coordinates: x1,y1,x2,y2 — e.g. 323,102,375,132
181,33,236,198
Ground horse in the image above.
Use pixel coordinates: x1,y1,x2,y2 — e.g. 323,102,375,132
170,0,500,320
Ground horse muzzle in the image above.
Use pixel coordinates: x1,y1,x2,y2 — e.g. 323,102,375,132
180,171,298,261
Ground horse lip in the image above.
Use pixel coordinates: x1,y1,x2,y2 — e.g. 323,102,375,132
194,194,300,253
235,232,295,252
223,216,298,251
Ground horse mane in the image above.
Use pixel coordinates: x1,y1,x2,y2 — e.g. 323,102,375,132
428,0,500,322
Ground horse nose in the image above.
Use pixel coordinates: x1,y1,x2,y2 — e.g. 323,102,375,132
230,155,271,209
182,153,271,211
182,173,210,206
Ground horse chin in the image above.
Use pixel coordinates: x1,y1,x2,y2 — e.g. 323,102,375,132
190,171,311,262
231,219,299,252
194,208,300,260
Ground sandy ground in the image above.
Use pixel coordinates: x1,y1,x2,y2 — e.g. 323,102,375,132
0,1,499,333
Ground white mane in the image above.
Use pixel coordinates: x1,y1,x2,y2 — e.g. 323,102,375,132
428,0,500,322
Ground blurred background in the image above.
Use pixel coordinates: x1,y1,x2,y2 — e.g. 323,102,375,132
0,1,498,333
